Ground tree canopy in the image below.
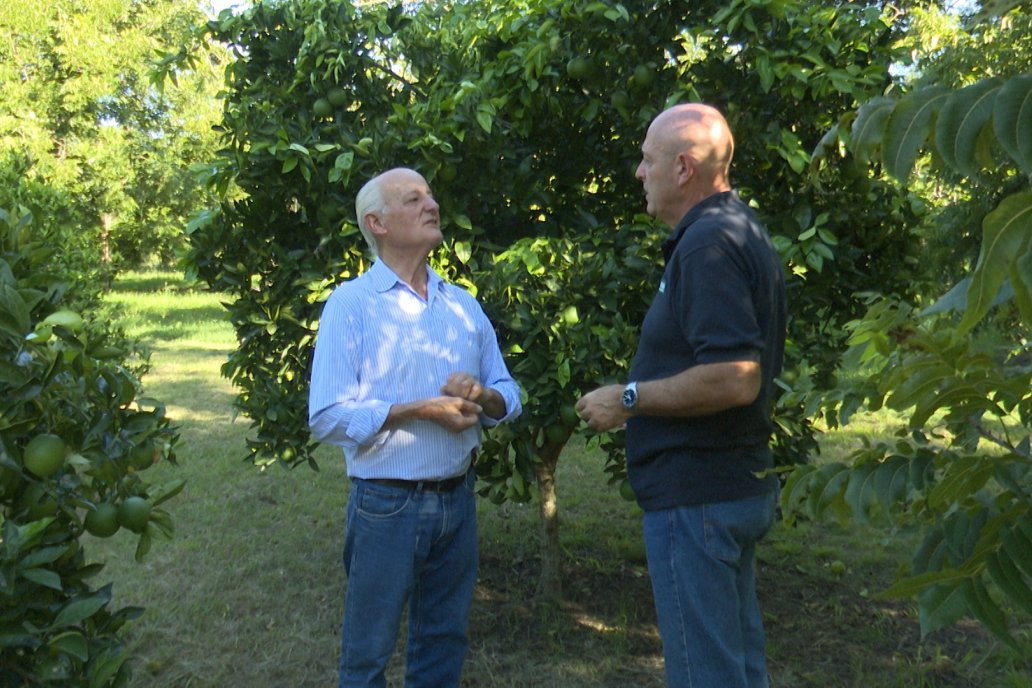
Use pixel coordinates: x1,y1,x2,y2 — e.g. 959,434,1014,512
176,0,916,596
0,0,225,275
792,0,1032,644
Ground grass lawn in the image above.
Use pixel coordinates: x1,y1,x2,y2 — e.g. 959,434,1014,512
86,270,1032,687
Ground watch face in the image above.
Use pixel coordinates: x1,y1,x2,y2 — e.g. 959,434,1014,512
622,387,636,408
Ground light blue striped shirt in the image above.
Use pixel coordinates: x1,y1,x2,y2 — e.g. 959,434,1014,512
308,260,522,480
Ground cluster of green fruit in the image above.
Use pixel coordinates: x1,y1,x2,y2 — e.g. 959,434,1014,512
1,206,182,685
312,86,350,119
565,56,656,88
19,431,157,537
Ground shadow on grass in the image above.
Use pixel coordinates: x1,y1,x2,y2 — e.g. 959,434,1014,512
130,305,232,343
113,273,201,293
463,548,664,687
147,375,237,419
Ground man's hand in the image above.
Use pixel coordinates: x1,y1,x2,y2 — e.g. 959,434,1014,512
421,396,483,433
442,372,483,402
442,372,507,419
576,384,630,432
386,396,482,433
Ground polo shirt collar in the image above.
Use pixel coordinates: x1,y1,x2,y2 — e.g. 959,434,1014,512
662,190,739,262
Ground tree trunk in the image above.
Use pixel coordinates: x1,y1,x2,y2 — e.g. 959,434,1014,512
534,440,564,602
100,213,114,291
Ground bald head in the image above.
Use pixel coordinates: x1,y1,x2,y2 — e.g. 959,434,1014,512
635,103,735,226
652,103,734,183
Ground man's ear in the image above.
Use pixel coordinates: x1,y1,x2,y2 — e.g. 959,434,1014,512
675,152,694,185
365,212,387,237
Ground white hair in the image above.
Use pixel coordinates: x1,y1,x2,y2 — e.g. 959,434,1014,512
354,174,386,257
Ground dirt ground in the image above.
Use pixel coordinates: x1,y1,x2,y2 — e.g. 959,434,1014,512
459,528,1019,688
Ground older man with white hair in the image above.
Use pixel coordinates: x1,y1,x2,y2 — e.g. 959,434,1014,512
309,167,522,688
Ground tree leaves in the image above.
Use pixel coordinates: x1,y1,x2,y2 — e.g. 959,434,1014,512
840,74,1032,335
960,191,1032,334
847,73,1032,182
994,74,1032,174
935,78,1003,179
882,85,950,182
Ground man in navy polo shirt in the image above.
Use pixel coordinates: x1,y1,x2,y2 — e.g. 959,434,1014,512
577,103,786,688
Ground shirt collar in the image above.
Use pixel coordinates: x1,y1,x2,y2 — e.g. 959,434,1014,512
368,259,444,300
661,190,737,262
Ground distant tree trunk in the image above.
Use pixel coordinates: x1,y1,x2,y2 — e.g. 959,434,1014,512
535,438,565,602
100,212,114,291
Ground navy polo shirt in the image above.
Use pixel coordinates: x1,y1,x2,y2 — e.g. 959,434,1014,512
625,191,786,511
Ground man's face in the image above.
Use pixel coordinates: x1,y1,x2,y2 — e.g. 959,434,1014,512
634,126,678,224
377,171,442,254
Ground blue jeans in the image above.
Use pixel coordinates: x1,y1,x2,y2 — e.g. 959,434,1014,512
643,489,778,688
338,470,478,688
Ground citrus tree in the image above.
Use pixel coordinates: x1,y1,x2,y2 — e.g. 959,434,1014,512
791,0,1032,643
0,196,183,685
176,0,914,598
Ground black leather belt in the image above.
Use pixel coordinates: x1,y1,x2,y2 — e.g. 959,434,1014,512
358,472,467,493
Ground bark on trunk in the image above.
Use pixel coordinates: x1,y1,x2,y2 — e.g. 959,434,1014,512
100,213,114,291
534,440,563,602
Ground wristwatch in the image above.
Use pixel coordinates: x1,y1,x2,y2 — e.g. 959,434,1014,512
622,381,639,413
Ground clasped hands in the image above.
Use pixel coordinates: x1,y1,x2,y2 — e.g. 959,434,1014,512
428,372,487,433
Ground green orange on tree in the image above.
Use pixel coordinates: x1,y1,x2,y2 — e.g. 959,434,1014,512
565,56,592,80
128,441,157,470
24,433,67,478
619,479,636,502
313,98,333,118
545,423,567,444
559,403,579,427
117,496,152,533
611,91,629,111
85,502,120,537
632,63,655,88
327,87,349,106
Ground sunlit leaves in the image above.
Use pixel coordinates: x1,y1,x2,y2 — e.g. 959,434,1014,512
882,85,950,182
839,73,1032,336
844,73,1032,182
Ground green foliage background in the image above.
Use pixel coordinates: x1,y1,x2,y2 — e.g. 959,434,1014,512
0,0,225,273
173,0,922,597
791,1,1032,645
0,204,182,686
182,0,915,472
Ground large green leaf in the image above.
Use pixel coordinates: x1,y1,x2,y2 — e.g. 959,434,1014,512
917,579,972,638
842,461,879,520
993,73,1032,174
964,577,1015,647
51,595,109,630
882,85,950,182
1011,245,1032,324
987,547,1032,617
848,95,895,164
1001,518,1032,578
934,78,1002,179
960,192,1032,333
885,360,951,410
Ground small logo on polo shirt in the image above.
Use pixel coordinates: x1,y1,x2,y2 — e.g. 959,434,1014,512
659,280,666,294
